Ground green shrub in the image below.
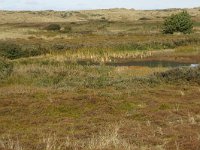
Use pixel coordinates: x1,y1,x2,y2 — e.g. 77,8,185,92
0,41,47,59
163,11,193,34
0,58,13,80
0,41,24,59
46,24,61,31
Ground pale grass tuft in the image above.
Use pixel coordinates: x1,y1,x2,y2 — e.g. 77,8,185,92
175,141,180,150
188,113,197,125
179,90,185,96
87,125,132,150
197,133,200,141
173,104,180,112
146,120,151,127
40,125,133,150
42,134,65,150
0,135,23,150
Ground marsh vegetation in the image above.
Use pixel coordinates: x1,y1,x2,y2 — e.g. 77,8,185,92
0,8,200,150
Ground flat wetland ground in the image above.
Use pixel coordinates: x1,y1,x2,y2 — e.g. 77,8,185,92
0,8,200,150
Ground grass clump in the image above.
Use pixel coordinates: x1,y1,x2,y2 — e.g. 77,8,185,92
0,58,13,80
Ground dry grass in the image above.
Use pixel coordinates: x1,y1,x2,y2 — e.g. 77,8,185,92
0,135,22,150
0,8,200,24
39,125,133,150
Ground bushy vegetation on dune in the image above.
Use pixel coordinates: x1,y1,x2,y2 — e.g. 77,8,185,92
0,41,47,59
163,11,193,34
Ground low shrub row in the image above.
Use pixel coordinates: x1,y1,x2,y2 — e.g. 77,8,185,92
154,66,200,84
0,41,47,59
115,37,200,51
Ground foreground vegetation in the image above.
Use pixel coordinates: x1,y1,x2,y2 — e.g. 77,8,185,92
0,8,200,150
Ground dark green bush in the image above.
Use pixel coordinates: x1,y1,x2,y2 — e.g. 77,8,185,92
0,58,13,80
139,17,151,21
0,42,25,59
163,11,193,34
23,44,47,57
0,41,47,59
46,24,61,31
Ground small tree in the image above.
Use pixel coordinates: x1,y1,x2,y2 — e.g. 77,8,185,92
163,11,193,34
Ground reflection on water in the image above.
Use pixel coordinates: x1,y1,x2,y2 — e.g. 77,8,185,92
190,64,199,68
77,60,199,68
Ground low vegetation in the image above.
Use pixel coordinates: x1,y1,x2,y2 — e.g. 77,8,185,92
0,41,23,59
0,8,200,150
154,66,200,84
0,41,47,59
45,24,61,31
163,11,193,34
62,25,72,33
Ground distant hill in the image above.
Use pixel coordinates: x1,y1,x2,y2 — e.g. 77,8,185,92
0,8,199,24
